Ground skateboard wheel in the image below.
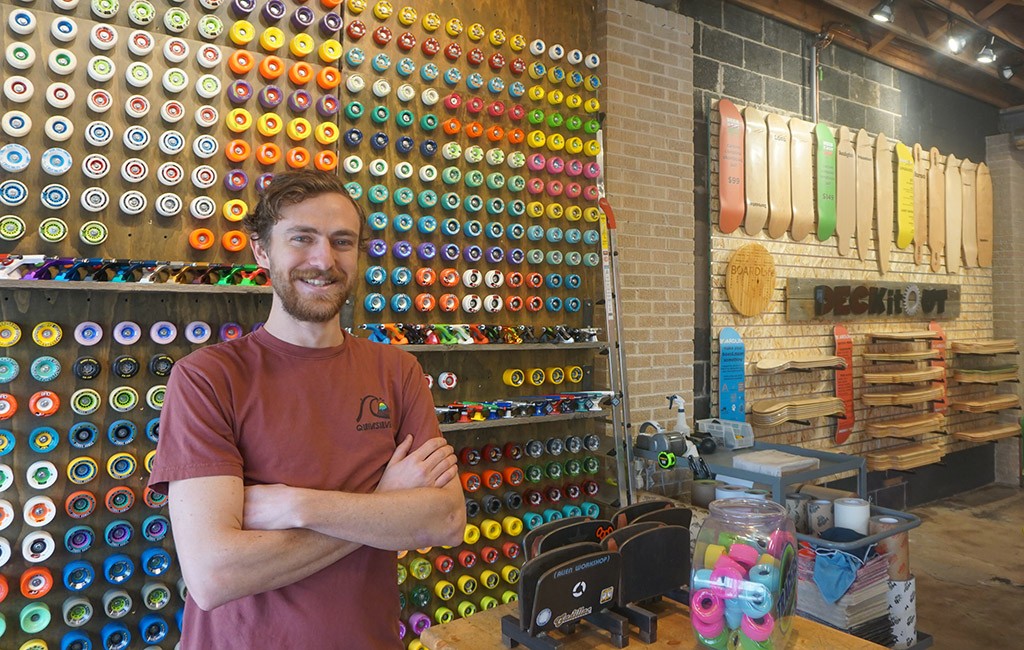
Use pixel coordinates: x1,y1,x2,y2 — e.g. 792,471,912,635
65,491,97,519
67,457,98,485
105,486,135,514
70,388,102,417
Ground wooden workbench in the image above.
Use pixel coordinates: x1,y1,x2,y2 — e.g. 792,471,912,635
421,599,888,649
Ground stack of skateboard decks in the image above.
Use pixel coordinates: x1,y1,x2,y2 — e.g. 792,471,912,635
952,422,1022,443
861,385,944,407
749,396,845,427
865,442,945,471
863,349,940,363
866,412,946,439
752,355,847,374
949,393,1021,413
951,339,1019,355
868,330,942,341
952,366,1019,384
863,366,945,384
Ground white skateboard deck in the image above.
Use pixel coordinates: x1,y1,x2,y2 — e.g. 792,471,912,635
928,147,945,273
835,126,856,257
977,162,993,267
855,129,874,262
789,118,815,242
944,153,962,274
875,133,894,274
766,113,793,239
743,107,769,235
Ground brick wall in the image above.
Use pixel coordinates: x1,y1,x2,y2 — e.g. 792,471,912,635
597,0,696,428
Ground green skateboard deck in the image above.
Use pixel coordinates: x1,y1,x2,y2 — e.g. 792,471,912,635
717,99,746,234
815,123,837,242
895,142,915,250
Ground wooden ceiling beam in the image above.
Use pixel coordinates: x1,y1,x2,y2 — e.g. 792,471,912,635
973,0,1011,22
869,31,898,53
926,0,1024,52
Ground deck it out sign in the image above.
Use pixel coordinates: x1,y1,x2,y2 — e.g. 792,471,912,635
786,279,960,321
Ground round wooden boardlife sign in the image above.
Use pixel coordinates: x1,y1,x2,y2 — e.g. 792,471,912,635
726,243,776,316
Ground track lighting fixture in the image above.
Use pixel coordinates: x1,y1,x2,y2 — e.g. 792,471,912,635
977,36,997,64
870,0,895,23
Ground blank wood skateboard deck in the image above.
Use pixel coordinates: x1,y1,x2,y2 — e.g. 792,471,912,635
766,113,793,239
743,107,769,235
929,321,947,415
834,325,854,445
875,133,894,274
912,143,928,265
960,159,978,268
977,162,993,267
815,123,837,241
944,153,962,274
895,141,915,250
855,129,874,262
717,99,746,234
836,126,856,256
928,147,945,272
790,118,815,242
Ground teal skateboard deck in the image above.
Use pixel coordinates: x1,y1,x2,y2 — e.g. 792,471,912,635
815,123,837,241
718,327,746,423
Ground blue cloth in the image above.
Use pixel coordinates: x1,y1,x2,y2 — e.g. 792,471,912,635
812,549,862,603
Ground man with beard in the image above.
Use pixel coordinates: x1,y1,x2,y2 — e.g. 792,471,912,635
148,171,465,649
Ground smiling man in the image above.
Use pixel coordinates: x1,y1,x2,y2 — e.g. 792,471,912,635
148,171,465,649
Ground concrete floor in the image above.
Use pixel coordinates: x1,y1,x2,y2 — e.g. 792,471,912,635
910,484,1024,649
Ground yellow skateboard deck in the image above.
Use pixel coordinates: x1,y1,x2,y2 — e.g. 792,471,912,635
743,107,769,235
944,153,962,274
912,143,928,265
855,129,874,262
766,113,793,239
835,126,856,256
875,133,894,274
789,118,815,242
895,141,915,250
977,162,993,267
960,159,978,268
928,147,945,273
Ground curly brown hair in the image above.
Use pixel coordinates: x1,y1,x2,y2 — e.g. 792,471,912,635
243,170,366,246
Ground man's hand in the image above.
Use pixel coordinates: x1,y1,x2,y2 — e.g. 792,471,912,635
377,435,458,492
243,483,300,531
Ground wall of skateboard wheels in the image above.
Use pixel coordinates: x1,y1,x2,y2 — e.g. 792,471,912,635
0,284,269,650
707,98,1015,469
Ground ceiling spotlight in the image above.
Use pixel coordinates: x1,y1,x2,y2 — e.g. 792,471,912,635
946,22,966,54
871,0,895,23
1000,65,1015,81
977,37,997,64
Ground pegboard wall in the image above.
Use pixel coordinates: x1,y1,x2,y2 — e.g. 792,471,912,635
708,98,1016,469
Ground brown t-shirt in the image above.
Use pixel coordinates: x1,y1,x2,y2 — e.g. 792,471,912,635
149,327,439,649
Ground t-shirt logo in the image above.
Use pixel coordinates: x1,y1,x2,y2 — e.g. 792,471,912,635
356,394,392,431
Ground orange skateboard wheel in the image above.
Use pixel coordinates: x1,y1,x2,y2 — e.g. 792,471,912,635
288,62,314,86
225,139,251,163
464,122,484,138
0,575,8,603
314,150,338,171
0,393,17,420
255,142,282,165
21,567,53,599
285,147,310,168
65,490,97,518
414,293,435,312
29,390,59,416
442,118,462,135
321,0,342,8
460,472,481,493
317,66,341,90
259,55,285,80
487,125,505,142
222,230,248,252
507,128,525,145
189,228,215,250
228,50,255,75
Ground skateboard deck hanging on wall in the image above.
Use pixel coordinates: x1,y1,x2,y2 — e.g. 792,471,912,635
928,147,946,272
944,153,962,274
719,327,746,423
833,325,854,445
766,113,793,239
815,123,838,241
743,107,770,235
895,141,915,251
855,129,875,262
929,321,948,415
875,133,894,274
836,126,856,256
717,99,746,234
977,162,993,267
960,159,978,268
789,118,815,242
913,144,929,265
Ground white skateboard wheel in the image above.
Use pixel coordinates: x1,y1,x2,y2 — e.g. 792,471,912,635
120,158,148,183
0,464,13,492
128,0,155,25
162,68,189,94
81,154,110,179
40,148,73,176
163,38,189,63
120,191,147,215
91,0,120,19
26,461,59,490
198,15,223,39
6,43,36,70
150,321,177,344
421,87,439,106
567,49,583,65
48,49,77,75
90,24,118,50
84,121,113,147
549,44,565,61
0,215,26,241
418,165,437,182
1,112,31,138
127,30,154,56
184,321,211,343
122,125,151,151
53,0,82,9
189,196,216,219
343,156,363,174
0,179,28,206
24,496,57,527
80,187,110,212
195,74,221,99
529,39,546,56
160,100,185,124
87,89,113,113
157,161,183,186
191,165,217,189
8,9,37,35
3,77,34,103
50,17,78,42
192,134,219,159
0,537,9,567
197,44,222,68
199,0,222,9
585,53,601,69
44,116,73,142
46,83,75,109
80,220,108,245
368,158,389,177
125,61,153,88
157,131,185,155
155,193,182,217
194,105,219,128
164,7,190,33
23,530,56,563
372,79,392,98
395,161,414,180
39,214,69,238
87,56,116,82
124,94,150,119
438,371,458,390
0,143,31,173
346,74,366,93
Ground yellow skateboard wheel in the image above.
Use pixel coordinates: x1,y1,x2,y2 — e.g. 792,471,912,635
229,20,255,46
489,29,507,47
290,34,314,58
585,98,601,113
397,6,416,25
32,322,62,347
286,117,311,141
547,90,565,106
526,202,545,218
222,199,248,222
463,524,480,545
318,39,342,63
545,367,565,385
260,27,284,51
584,206,602,222
546,203,564,219
422,12,440,31
527,85,545,101
457,575,477,595
502,516,523,536
584,139,602,157
566,366,584,383
226,108,253,133
0,321,22,347
566,205,583,221
501,566,520,584
527,130,546,148
480,519,501,540
566,94,583,109
315,122,339,145
502,368,525,387
546,133,565,151
526,368,545,386
257,113,283,137
566,137,584,155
